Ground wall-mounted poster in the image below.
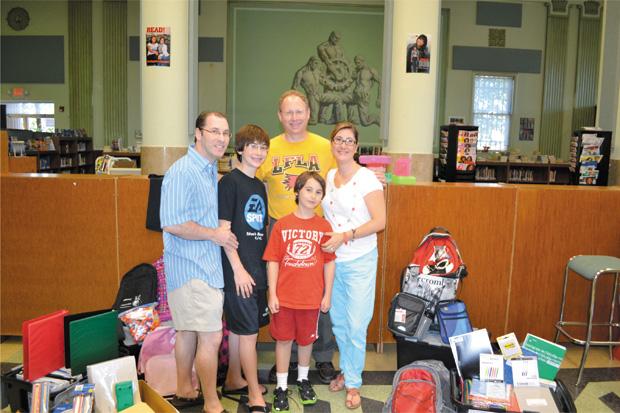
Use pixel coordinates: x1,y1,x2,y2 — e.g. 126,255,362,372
146,26,170,67
519,117,534,141
406,33,430,74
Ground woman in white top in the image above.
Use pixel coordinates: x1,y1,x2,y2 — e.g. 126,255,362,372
158,37,170,64
320,122,385,410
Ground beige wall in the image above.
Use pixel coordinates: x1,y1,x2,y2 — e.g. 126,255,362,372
0,0,71,129
199,0,227,114
442,0,548,155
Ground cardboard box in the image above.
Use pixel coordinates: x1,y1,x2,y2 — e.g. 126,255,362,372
1,372,177,413
139,380,178,413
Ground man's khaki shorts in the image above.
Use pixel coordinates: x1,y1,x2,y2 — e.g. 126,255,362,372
168,278,224,332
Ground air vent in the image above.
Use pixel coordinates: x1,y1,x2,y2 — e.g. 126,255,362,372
582,0,600,18
549,0,569,16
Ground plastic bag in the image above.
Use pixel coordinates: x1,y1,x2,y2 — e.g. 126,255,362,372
118,302,160,343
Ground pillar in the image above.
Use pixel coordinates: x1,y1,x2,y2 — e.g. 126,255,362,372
383,0,441,182
140,0,190,175
596,0,620,185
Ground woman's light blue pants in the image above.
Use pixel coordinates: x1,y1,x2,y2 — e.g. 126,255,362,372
330,247,378,389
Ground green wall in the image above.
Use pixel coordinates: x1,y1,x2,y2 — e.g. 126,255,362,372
228,2,383,144
1,0,71,130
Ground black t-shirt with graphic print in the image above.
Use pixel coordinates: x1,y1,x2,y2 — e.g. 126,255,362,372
218,168,268,292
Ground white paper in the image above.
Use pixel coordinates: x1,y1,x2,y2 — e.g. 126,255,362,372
87,356,140,413
479,353,504,382
511,357,540,387
394,308,406,323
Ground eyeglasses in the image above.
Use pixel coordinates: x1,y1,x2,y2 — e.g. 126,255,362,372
200,128,231,138
246,142,269,151
281,110,306,118
332,136,357,146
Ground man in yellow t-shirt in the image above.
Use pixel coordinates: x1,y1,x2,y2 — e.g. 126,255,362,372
257,90,336,220
256,89,338,385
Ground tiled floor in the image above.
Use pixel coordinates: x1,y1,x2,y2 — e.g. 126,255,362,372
1,337,619,412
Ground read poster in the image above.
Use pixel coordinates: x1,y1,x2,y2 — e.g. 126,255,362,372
146,26,170,67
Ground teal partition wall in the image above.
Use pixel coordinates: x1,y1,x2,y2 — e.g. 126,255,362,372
228,2,384,145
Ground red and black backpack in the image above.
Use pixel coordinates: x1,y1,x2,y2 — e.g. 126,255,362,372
402,227,467,302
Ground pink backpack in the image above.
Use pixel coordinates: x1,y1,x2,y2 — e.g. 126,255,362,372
138,326,199,396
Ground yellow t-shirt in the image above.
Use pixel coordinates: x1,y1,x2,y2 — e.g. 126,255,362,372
257,132,335,220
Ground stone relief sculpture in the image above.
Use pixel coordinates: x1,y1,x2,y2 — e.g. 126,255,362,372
291,31,381,126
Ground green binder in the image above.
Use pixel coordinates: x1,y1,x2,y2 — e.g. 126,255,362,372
64,309,118,376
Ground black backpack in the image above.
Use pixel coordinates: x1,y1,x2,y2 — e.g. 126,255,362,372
113,263,158,312
113,263,158,358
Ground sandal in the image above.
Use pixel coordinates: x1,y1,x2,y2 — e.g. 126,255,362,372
169,393,204,408
329,373,345,392
247,405,269,412
345,387,361,410
221,384,268,395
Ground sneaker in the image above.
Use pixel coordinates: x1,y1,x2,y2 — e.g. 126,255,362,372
316,361,337,384
272,387,290,412
268,362,298,384
297,379,317,405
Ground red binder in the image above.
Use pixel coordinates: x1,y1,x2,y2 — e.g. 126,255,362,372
22,309,69,381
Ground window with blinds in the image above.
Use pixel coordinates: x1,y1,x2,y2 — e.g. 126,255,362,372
4,102,55,132
472,75,514,150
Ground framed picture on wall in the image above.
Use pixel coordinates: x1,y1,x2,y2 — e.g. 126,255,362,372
519,117,534,141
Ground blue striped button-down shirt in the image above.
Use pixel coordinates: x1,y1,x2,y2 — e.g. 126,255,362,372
160,145,223,291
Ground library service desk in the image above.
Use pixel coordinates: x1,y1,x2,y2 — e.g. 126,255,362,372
2,174,619,345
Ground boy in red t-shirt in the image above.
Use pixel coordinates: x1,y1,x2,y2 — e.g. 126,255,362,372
263,171,336,412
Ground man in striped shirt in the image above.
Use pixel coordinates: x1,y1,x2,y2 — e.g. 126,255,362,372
161,111,239,413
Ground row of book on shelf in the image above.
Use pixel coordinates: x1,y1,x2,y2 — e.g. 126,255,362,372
59,156,88,168
450,329,566,412
475,168,563,183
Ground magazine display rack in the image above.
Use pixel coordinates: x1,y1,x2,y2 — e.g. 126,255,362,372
438,125,479,182
569,129,612,186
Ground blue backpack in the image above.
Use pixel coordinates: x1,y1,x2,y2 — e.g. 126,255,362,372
436,300,473,344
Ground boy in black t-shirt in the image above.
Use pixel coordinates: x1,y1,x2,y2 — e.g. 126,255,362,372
218,124,270,412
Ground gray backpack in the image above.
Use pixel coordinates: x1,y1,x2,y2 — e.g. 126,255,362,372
383,359,456,413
